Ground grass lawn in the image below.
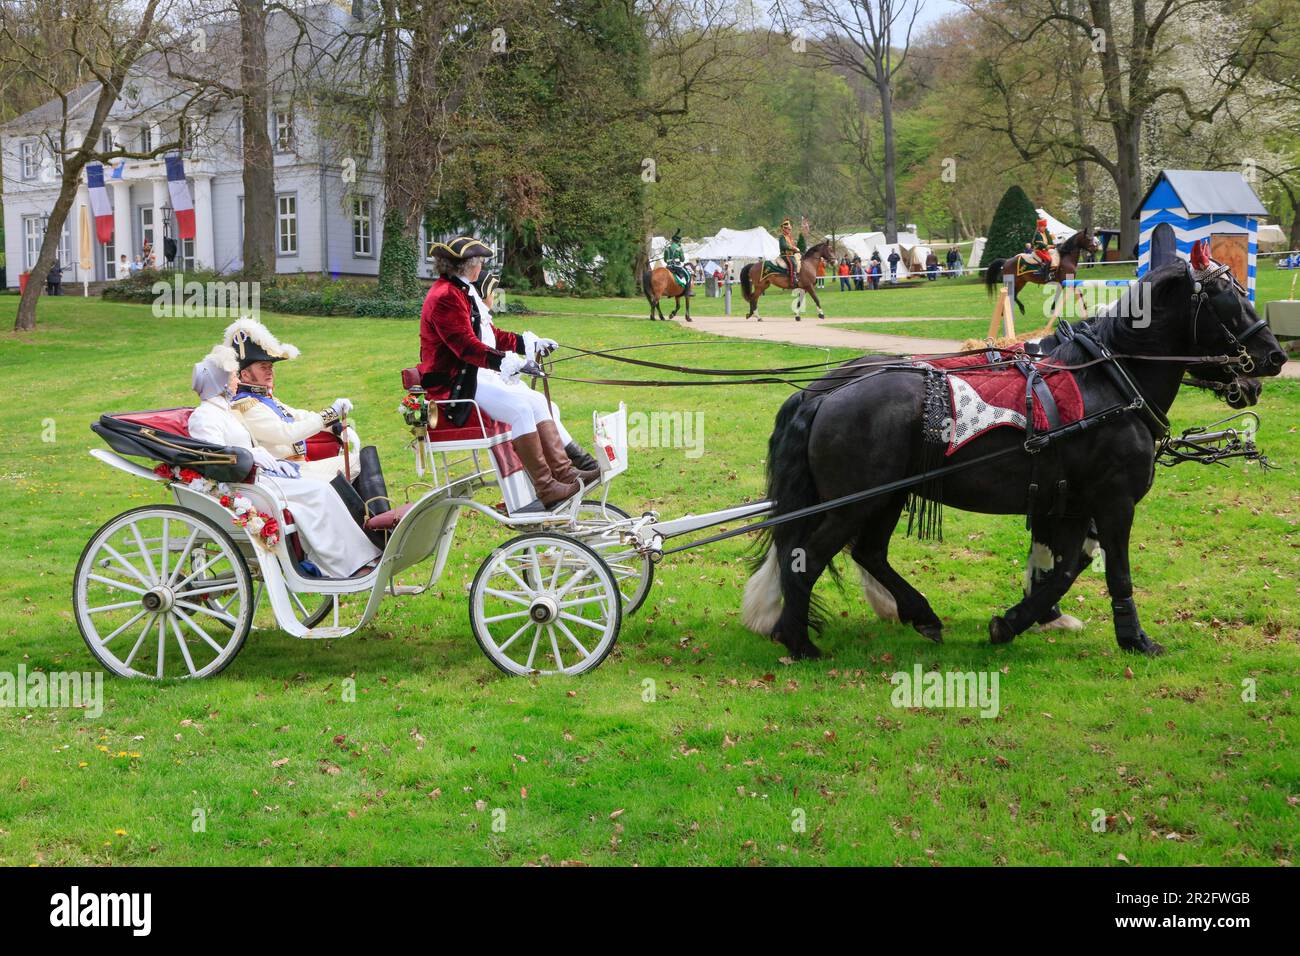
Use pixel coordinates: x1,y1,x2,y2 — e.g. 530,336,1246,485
0,296,1296,866
517,264,1300,337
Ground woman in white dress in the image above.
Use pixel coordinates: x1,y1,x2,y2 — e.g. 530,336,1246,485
188,346,381,579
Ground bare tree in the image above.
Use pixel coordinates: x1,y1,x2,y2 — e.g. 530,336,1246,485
779,0,923,243
2,0,181,331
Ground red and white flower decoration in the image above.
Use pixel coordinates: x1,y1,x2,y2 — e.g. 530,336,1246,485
154,465,280,549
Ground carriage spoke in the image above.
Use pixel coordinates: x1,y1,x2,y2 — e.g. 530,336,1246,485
497,561,534,597
121,613,156,668
169,616,199,677
101,544,151,588
548,625,564,671
172,550,228,591
160,517,170,583
166,527,200,586
174,606,228,655
131,522,159,583
558,594,608,609
554,619,590,659
87,599,144,615
554,566,593,601
175,600,238,627
524,625,542,670
177,581,240,599
559,611,607,631
155,615,167,679
496,620,532,653
482,609,531,625
99,607,149,646
483,587,531,606
87,573,147,595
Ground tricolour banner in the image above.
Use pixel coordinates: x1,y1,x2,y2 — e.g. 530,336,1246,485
165,154,195,240
86,163,114,244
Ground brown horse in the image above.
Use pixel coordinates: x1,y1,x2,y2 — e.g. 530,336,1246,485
738,240,835,321
983,227,1101,316
642,266,693,321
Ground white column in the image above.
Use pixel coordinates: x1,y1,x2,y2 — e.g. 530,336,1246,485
112,180,132,270
193,175,214,269
151,177,169,266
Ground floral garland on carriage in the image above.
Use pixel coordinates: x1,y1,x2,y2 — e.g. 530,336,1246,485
152,464,281,549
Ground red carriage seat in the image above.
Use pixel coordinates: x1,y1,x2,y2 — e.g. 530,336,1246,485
115,407,196,436
400,368,523,477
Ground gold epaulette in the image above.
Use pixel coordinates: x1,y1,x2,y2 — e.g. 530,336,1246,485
231,396,259,412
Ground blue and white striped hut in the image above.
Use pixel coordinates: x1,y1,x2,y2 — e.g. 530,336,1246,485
1136,170,1267,301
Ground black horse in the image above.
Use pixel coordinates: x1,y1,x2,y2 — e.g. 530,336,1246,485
743,262,1287,660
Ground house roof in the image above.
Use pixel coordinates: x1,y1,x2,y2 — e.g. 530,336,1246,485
1136,170,1268,218
4,81,102,131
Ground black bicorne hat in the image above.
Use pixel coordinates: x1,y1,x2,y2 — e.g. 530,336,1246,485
671,229,682,242
224,318,300,370
474,271,500,302
429,236,495,261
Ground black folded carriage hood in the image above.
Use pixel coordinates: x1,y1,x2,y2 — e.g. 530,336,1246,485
92,410,255,484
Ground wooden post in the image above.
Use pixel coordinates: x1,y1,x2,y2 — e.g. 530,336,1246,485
1001,274,1016,338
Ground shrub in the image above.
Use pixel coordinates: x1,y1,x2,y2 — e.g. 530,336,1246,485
985,185,1039,264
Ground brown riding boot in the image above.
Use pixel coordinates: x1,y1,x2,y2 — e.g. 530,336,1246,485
513,430,579,508
538,420,599,485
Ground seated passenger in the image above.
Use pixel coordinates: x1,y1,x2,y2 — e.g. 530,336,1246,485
419,236,599,509
223,318,359,483
188,345,381,579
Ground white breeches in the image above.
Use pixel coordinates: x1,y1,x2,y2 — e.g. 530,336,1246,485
258,474,381,578
474,372,572,443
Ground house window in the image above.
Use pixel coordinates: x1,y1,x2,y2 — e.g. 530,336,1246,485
180,119,198,157
273,110,294,152
20,140,38,179
424,228,439,262
139,206,156,260
101,129,115,154
277,194,297,255
233,114,243,155
139,126,153,154
352,197,373,256
23,216,42,269
178,237,195,271
103,238,117,280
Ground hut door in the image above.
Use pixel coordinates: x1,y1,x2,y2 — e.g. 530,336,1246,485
1210,234,1249,288
1150,223,1177,269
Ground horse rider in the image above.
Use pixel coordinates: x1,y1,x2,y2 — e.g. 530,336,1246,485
664,229,693,295
1031,217,1058,279
778,218,800,279
188,344,381,579
224,318,359,483
474,270,599,473
419,236,599,510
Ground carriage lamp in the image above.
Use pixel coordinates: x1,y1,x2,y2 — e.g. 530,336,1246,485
161,202,173,237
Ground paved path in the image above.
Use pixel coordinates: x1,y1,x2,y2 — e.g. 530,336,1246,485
681,314,1300,378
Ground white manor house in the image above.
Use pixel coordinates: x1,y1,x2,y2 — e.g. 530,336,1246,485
1,2,449,288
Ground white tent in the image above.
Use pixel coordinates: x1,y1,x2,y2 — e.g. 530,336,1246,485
1036,208,1077,240
967,237,987,270
837,231,933,279
690,227,780,262
1257,222,1288,248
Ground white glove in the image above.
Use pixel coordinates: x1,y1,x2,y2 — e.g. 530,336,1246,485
251,446,277,470
522,332,559,362
498,352,527,384
331,398,353,417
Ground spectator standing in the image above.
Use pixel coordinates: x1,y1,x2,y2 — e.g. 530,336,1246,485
945,247,961,277
925,251,939,281
130,256,143,275
851,254,864,290
46,260,63,295
869,258,882,290
887,249,901,281
838,257,851,291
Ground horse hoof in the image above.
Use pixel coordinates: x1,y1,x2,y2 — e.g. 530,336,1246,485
817,313,825,320
1034,613,1084,633
915,623,943,644
1119,632,1165,656
989,615,1016,645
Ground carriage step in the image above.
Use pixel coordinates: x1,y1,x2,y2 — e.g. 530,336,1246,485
300,626,352,640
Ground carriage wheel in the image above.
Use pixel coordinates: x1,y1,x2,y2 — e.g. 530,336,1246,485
469,533,621,676
572,501,654,615
74,506,253,679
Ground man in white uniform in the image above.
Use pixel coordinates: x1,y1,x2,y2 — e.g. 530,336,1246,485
188,344,380,579
223,318,359,483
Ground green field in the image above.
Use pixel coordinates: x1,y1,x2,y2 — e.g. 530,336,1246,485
0,296,1296,866
517,264,1300,338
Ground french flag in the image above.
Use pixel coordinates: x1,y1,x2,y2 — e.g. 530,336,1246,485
86,163,114,244
165,154,196,240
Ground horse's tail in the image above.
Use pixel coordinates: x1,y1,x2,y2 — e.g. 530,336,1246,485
739,262,752,299
983,258,1007,297
641,267,654,305
743,391,825,635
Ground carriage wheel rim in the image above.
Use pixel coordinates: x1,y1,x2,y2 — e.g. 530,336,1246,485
75,507,252,679
572,503,653,614
471,534,621,676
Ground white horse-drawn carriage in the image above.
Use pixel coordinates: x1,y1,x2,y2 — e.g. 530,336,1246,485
75,369,659,679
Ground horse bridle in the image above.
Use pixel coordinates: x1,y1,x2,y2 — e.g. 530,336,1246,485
1188,261,1269,373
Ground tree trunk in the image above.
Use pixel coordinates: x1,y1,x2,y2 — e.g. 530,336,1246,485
879,75,898,244
12,173,81,332
1113,114,1142,256
240,0,276,279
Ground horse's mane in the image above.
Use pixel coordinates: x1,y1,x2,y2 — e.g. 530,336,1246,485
1042,263,1190,365
1058,229,1089,253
